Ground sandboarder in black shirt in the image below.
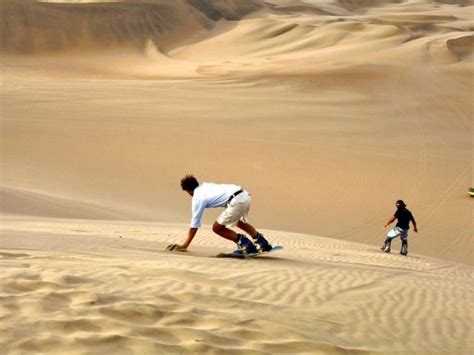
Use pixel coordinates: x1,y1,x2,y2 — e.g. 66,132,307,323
382,200,417,255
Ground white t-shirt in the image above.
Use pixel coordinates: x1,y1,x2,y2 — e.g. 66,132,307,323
190,182,242,228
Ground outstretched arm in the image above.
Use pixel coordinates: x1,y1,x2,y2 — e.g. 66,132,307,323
182,228,198,249
384,216,396,228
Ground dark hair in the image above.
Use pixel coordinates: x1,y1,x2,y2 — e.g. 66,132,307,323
396,200,406,208
180,175,199,191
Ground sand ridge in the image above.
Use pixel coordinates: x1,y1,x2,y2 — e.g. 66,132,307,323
1,1,473,79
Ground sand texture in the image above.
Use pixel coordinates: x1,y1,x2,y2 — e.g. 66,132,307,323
1,217,473,353
1,0,473,353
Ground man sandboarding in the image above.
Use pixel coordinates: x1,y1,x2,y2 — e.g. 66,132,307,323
381,200,418,256
166,175,274,256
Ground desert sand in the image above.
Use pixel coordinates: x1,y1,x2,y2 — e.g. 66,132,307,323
1,216,473,353
1,0,473,353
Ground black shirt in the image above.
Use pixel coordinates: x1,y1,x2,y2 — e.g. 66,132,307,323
394,207,415,230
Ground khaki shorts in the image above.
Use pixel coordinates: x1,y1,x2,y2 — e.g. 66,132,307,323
216,190,251,227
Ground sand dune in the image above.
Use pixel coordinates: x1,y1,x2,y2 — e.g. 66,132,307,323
0,0,262,53
0,1,473,352
2,0,473,78
2,71,471,264
0,186,125,220
1,217,473,353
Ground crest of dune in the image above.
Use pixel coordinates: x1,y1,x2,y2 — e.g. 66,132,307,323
1,0,472,74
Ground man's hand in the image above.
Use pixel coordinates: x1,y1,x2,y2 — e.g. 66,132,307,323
414,228,418,233
165,244,187,252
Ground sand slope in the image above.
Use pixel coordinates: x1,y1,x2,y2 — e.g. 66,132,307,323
0,2,473,351
1,72,472,264
1,216,473,353
0,186,126,220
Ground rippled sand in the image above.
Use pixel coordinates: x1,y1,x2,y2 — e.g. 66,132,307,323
1,1,473,353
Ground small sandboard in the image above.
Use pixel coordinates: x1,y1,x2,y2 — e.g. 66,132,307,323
216,245,283,259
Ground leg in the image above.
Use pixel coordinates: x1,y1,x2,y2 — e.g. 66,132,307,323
215,193,258,254
237,220,272,251
381,235,398,252
382,238,392,252
236,220,257,238
383,227,401,252
212,221,256,254
400,235,408,255
212,222,238,242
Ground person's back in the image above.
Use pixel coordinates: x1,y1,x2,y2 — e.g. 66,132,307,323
193,182,242,209
395,207,414,230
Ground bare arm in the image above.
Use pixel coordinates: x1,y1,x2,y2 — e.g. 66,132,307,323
384,216,396,228
182,228,198,249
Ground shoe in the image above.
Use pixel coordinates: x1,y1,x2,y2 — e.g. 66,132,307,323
254,233,272,252
234,234,257,255
382,240,391,253
400,243,408,256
